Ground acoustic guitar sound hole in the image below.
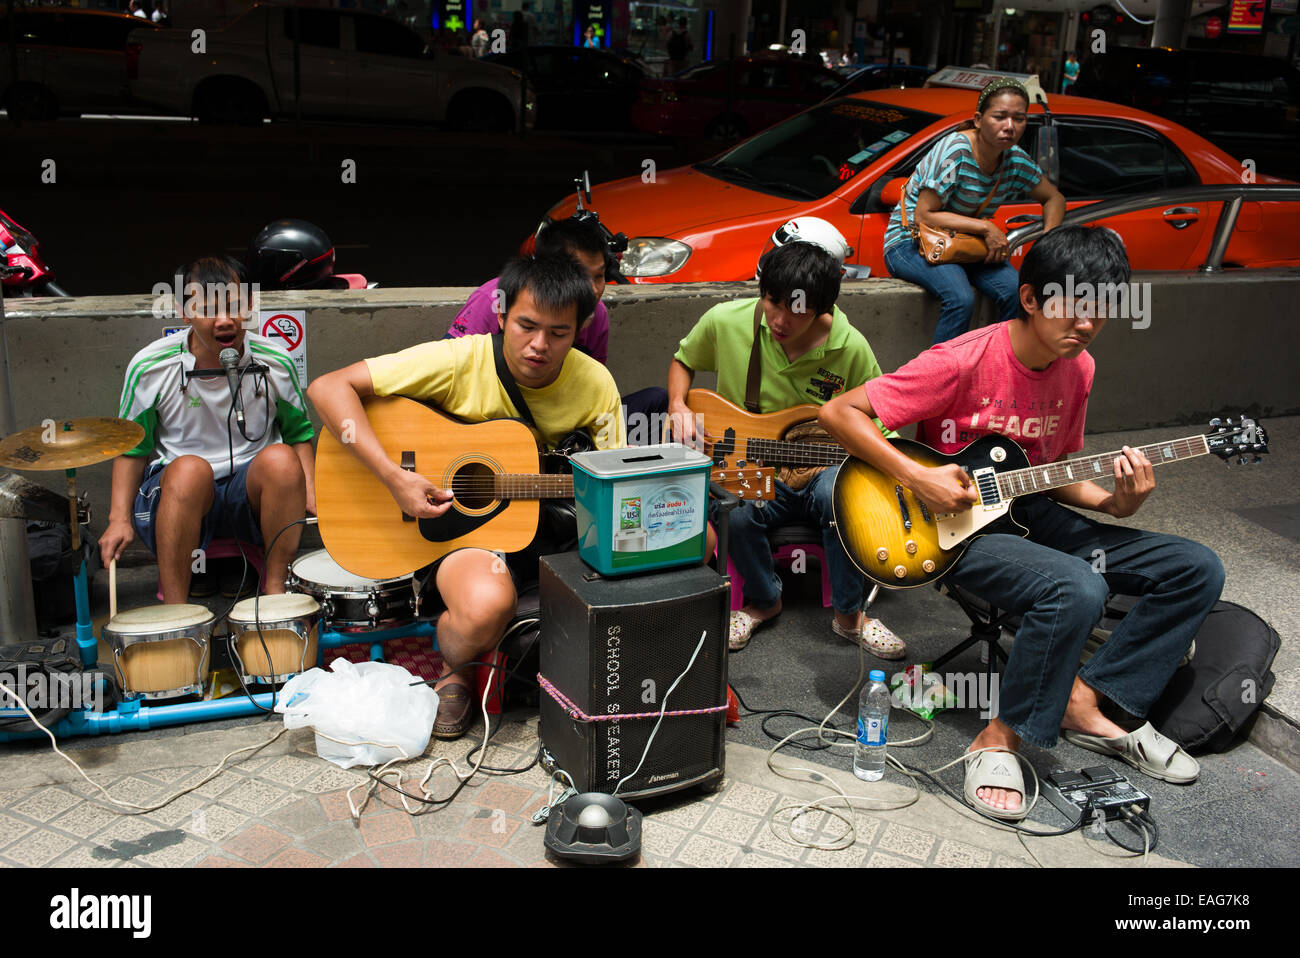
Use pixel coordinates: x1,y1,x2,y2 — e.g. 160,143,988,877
450,462,497,510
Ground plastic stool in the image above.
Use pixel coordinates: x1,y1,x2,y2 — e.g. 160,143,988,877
156,538,266,601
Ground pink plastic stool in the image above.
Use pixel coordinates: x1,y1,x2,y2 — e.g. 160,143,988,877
156,537,266,601
724,540,833,612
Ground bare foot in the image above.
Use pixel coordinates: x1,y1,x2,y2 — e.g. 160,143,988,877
1059,676,1128,740
969,719,1023,812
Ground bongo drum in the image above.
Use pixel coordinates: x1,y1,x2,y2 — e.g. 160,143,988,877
103,604,214,699
227,593,320,685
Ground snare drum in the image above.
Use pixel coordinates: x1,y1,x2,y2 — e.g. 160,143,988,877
286,549,423,632
228,593,320,684
103,604,214,700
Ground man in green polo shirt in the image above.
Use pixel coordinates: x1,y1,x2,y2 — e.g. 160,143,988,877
666,219,903,658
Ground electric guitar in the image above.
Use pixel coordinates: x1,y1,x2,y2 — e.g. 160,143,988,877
832,417,1269,589
682,388,848,471
316,396,775,580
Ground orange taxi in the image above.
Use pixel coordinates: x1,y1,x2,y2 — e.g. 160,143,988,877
542,86,1300,281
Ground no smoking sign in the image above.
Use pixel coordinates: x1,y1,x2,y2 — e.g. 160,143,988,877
256,309,308,384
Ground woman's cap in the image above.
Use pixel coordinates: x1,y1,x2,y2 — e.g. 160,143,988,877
977,77,1030,113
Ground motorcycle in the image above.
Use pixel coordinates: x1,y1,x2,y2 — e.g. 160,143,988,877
1,208,69,297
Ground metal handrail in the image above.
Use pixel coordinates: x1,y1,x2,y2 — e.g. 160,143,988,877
1004,184,1300,273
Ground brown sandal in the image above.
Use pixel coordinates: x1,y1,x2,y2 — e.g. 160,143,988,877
433,680,475,740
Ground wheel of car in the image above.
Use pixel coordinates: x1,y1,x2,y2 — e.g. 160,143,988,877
705,113,748,143
446,91,515,133
194,79,267,125
3,83,59,122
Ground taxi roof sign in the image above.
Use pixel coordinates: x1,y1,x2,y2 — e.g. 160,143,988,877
925,66,1047,107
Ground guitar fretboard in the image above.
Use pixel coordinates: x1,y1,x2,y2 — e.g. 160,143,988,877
729,437,847,467
462,475,575,499
993,436,1211,500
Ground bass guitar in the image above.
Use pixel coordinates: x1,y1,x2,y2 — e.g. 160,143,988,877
316,396,774,579
832,417,1269,589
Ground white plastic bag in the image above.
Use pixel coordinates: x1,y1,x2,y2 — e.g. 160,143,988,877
275,658,438,769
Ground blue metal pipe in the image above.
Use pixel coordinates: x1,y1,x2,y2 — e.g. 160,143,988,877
0,691,279,743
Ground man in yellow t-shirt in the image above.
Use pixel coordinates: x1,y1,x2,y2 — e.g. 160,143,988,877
309,254,624,739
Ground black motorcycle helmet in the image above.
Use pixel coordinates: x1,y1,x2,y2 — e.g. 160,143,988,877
246,219,335,290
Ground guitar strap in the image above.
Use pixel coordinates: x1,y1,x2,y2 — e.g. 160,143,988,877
492,332,536,427
744,297,764,413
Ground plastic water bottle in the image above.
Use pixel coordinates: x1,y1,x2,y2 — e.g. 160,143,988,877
854,669,891,781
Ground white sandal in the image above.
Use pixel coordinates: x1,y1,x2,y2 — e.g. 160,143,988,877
832,617,907,660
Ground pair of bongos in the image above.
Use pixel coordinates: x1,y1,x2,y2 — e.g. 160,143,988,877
104,594,319,699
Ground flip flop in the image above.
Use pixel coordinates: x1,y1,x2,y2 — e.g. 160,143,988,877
1062,722,1199,784
729,610,767,652
832,617,907,660
963,749,1029,822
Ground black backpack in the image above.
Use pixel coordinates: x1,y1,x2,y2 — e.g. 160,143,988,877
1104,596,1281,753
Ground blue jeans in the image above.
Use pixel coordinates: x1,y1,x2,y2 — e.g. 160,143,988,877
948,495,1225,748
723,468,864,615
884,239,1021,344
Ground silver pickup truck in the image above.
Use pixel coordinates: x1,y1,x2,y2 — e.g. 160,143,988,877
130,2,535,130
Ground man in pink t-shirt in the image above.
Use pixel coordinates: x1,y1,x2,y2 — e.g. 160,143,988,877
822,226,1221,821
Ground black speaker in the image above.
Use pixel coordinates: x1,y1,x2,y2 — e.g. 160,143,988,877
538,552,729,800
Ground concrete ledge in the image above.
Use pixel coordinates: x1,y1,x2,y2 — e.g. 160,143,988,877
6,269,1300,518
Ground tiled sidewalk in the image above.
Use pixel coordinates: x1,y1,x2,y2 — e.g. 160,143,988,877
0,714,1184,868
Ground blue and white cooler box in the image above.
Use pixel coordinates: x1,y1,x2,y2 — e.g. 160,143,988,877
571,444,712,576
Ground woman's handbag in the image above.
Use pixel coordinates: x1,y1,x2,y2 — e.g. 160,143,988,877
900,161,1006,265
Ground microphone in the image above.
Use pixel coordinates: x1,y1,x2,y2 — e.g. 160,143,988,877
219,348,245,429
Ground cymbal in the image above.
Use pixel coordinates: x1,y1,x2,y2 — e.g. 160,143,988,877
0,417,144,471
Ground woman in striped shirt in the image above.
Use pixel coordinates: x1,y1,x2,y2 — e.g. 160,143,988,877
883,78,1065,344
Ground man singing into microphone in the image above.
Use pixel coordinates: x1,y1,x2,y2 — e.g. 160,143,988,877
99,256,314,602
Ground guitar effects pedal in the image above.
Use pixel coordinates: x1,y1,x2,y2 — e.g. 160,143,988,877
1041,764,1150,824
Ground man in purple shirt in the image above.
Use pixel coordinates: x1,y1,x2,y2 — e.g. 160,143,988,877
446,216,667,440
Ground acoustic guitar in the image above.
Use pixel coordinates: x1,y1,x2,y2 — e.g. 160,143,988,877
316,396,774,580
832,416,1269,589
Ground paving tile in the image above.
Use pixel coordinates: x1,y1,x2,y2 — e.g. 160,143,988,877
185,805,249,843
457,807,520,848
264,846,331,868
371,844,423,868
332,852,375,868
194,854,253,868
48,802,117,840
2,828,77,867
298,821,364,862
220,778,289,816
138,834,211,868
317,790,357,822
468,847,519,868
51,845,119,869
804,840,872,868
359,811,416,847
646,799,709,831
222,824,293,864
423,839,476,867
743,817,808,863
258,755,320,788
736,851,793,867
674,834,740,868
147,792,206,829
189,771,244,800
102,775,164,805
933,838,993,868
866,851,924,868
469,780,536,815
639,821,689,860
717,780,780,817
10,787,81,823
0,812,35,849
992,853,1036,868
876,822,937,862
144,766,199,785
298,765,368,794
87,817,181,864
265,795,327,836
699,807,762,845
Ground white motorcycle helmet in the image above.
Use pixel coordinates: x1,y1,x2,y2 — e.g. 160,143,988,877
756,217,854,278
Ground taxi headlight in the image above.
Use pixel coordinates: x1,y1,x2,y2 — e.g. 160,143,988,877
619,238,692,277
